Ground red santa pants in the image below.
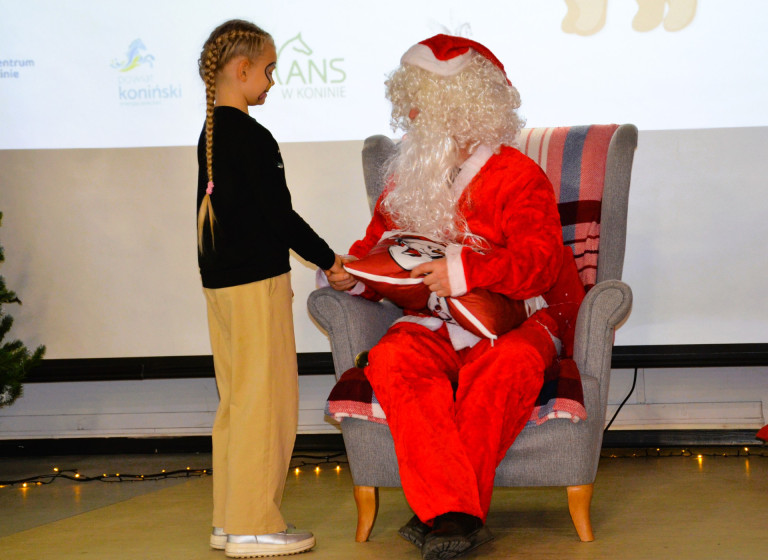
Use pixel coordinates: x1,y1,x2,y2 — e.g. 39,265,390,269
365,319,555,523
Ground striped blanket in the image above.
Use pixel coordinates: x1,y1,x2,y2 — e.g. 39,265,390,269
326,355,586,427
326,125,618,429
519,124,618,291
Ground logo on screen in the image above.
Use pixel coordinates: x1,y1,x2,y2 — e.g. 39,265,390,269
275,33,347,100
111,39,181,106
110,39,155,72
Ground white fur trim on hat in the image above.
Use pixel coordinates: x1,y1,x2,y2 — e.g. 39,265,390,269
400,43,473,77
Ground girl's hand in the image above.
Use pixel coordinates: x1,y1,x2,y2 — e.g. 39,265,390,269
326,254,358,291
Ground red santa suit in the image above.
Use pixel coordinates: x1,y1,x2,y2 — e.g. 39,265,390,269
346,143,564,523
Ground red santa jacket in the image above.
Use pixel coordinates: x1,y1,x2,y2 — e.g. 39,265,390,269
349,145,563,304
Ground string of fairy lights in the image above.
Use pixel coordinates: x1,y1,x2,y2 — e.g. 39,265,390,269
600,446,767,459
2,447,765,489
3,447,767,489
2,448,767,489
0,452,349,489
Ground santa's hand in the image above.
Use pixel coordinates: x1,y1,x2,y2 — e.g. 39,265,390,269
411,259,452,298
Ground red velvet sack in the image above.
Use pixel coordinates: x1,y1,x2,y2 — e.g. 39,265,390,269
344,232,527,339
344,233,440,311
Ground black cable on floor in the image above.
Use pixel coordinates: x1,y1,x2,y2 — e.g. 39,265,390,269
604,367,638,432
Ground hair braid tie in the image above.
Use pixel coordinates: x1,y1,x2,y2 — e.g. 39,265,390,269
206,181,214,195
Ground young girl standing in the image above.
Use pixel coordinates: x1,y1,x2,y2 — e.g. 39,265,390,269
197,19,342,558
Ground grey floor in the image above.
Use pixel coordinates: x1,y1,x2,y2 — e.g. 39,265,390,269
1,447,766,559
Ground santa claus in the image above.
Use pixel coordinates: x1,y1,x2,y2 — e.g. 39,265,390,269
328,35,565,560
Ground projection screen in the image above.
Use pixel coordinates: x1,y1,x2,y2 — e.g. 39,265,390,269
1,0,766,359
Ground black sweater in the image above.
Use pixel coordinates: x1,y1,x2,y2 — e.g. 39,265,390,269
197,106,335,289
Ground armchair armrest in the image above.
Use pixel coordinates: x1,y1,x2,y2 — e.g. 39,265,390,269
307,287,403,378
572,279,633,408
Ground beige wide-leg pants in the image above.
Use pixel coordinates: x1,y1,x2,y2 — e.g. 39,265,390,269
204,273,297,536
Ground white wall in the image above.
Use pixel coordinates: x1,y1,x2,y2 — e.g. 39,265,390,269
0,376,339,439
1,367,765,441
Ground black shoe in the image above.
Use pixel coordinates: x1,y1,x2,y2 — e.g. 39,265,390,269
463,525,494,556
398,515,431,548
422,512,491,560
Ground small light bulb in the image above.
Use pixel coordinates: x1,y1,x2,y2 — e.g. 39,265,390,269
74,473,80,478
294,468,300,475
315,466,321,473
22,483,28,488
335,465,341,472
53,467,59,473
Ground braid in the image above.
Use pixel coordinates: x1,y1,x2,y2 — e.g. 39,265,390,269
197,20,272,253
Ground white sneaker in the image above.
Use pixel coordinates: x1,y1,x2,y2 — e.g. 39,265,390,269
224,527,315,558
211,527,227,550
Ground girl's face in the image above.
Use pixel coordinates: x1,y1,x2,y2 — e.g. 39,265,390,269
245,43,277,106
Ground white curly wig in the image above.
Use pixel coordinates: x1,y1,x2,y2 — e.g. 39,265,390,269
382,53,525,244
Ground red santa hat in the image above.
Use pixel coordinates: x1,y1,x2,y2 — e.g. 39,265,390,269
400,34,511,85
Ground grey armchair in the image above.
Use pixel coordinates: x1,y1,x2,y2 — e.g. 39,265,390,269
308,124,637,543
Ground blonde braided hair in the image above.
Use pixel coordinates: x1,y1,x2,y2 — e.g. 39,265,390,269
197,20,273,252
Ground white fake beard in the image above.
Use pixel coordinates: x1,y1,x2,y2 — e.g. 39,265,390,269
383,120,465,244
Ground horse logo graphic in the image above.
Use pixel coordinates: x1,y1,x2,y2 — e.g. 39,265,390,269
275,33,313,85
111,39,155,72
274,33,345,87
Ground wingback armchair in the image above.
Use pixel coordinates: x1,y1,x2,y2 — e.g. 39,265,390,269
308,124,637,543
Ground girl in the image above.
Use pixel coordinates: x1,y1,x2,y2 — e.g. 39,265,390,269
197,19,342,558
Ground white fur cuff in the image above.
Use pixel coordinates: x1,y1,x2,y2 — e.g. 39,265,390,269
446,244,468,297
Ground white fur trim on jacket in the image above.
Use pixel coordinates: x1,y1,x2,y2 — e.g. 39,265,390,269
452,144,493,198
393,315,482,351
446,244,468,297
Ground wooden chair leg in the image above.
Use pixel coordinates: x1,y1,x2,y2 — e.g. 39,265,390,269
566,483,595,542
353,485,379,542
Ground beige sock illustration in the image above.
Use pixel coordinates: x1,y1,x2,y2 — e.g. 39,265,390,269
663,0,697,31
633,0,666,31
563,0,697,35
562,0,608,36
633,0,697,32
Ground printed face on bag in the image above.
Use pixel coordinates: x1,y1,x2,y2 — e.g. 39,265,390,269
388,237,445,271
427,292,457,324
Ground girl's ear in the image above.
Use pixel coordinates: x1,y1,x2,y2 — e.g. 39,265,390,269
235,57,251,82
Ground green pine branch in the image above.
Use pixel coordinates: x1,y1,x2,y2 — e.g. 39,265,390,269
0,210,46,408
